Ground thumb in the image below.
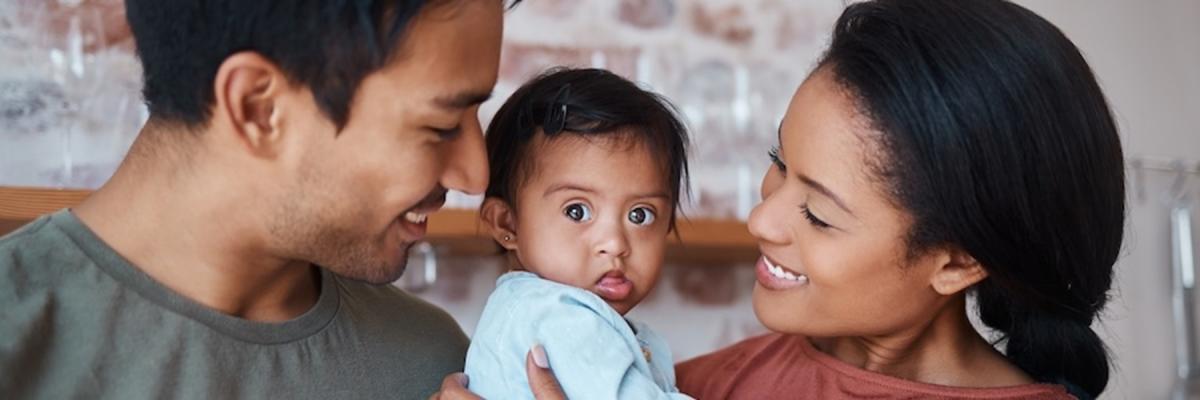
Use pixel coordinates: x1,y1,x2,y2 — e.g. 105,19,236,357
428,372,480,400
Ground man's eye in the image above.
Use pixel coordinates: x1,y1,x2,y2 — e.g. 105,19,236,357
628,207,656,226
564,203,593,222
432,126,462,140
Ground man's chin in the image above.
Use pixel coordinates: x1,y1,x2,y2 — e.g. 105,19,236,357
324,249,410,285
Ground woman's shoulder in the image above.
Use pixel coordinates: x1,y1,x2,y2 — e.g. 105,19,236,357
675,333,1078,400
675,333,814,399
677,332,799,371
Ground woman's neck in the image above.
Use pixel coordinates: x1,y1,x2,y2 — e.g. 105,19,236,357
809,295,1034,388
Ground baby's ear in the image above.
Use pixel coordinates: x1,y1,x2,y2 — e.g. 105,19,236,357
480,197,519,251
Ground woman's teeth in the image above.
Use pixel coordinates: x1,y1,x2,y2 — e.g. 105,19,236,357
403,211,429,224
765,257,808,283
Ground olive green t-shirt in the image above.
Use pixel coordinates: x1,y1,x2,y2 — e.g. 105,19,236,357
0,210,469,399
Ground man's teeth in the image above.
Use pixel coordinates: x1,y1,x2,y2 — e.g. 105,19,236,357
765,257,808,283
403,211,428,224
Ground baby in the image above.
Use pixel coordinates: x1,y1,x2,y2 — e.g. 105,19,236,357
464,67,692,399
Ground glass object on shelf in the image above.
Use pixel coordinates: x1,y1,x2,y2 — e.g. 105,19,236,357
397,242,439,293
675,59,738,219
676,59,737,163
0,0,144,189
673,59,785,220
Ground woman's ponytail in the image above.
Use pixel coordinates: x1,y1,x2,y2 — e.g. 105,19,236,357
976,281,1109,398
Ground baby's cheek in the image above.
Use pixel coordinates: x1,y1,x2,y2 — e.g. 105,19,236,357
525,246,588,286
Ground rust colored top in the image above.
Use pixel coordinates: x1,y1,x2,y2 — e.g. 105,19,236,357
676,333,1076,400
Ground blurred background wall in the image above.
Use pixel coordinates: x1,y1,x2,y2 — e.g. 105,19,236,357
1,1,1197,398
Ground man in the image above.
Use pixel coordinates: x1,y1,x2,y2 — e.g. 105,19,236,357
0,0,504,398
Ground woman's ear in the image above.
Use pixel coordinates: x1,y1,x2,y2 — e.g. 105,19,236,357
480,197,519,251
929,247,989,295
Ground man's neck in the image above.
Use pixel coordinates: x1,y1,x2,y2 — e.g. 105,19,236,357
73,127,320,322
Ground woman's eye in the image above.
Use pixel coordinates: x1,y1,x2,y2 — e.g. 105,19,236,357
564,203,593,222
801,205,832,229
628,207,656,226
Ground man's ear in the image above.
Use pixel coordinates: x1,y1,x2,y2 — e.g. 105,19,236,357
929,247,989,295
212,51,289,158
480,197,519,251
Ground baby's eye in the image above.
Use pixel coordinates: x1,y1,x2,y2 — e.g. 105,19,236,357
564,203,593,222
628,207,656,226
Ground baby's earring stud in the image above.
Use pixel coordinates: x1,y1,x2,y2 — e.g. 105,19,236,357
503,235,511,242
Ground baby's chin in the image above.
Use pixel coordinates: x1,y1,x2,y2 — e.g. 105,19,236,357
606,301,631,315
602,293,645,316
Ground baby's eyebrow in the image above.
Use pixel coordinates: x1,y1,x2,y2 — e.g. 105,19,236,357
632,192,671,201
543,183,669,202
543,183,597,197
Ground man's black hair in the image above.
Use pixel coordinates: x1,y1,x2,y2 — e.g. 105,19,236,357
125,0,519,129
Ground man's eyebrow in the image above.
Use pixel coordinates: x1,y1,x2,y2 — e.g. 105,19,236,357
434,90,493,110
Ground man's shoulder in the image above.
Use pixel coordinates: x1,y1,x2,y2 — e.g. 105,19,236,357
332,275,469,377
0,215,56,256
333,275,466,336
0,215,89,297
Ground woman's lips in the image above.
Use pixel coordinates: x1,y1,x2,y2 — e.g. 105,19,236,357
755,255,809,290
594,270,633,301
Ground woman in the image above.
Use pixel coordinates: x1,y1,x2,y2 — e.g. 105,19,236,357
434,0,1123,398
675,0,1122,398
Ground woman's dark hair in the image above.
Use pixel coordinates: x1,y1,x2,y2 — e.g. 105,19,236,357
819,0,1124,397
485,67,690,230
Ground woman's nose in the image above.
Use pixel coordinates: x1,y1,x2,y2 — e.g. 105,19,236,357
748,179,791,246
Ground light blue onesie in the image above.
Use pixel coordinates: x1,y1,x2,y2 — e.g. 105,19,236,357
464,271,692,399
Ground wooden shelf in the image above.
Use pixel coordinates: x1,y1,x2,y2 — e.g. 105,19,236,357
0,186,758,265
0,186,91,220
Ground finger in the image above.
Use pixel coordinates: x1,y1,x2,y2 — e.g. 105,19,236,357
430,373,479,400
526,344,566,400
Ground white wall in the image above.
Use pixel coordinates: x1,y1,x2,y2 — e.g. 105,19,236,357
1016,0,1200,160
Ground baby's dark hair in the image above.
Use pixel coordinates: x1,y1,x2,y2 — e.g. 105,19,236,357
485,67,690,230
